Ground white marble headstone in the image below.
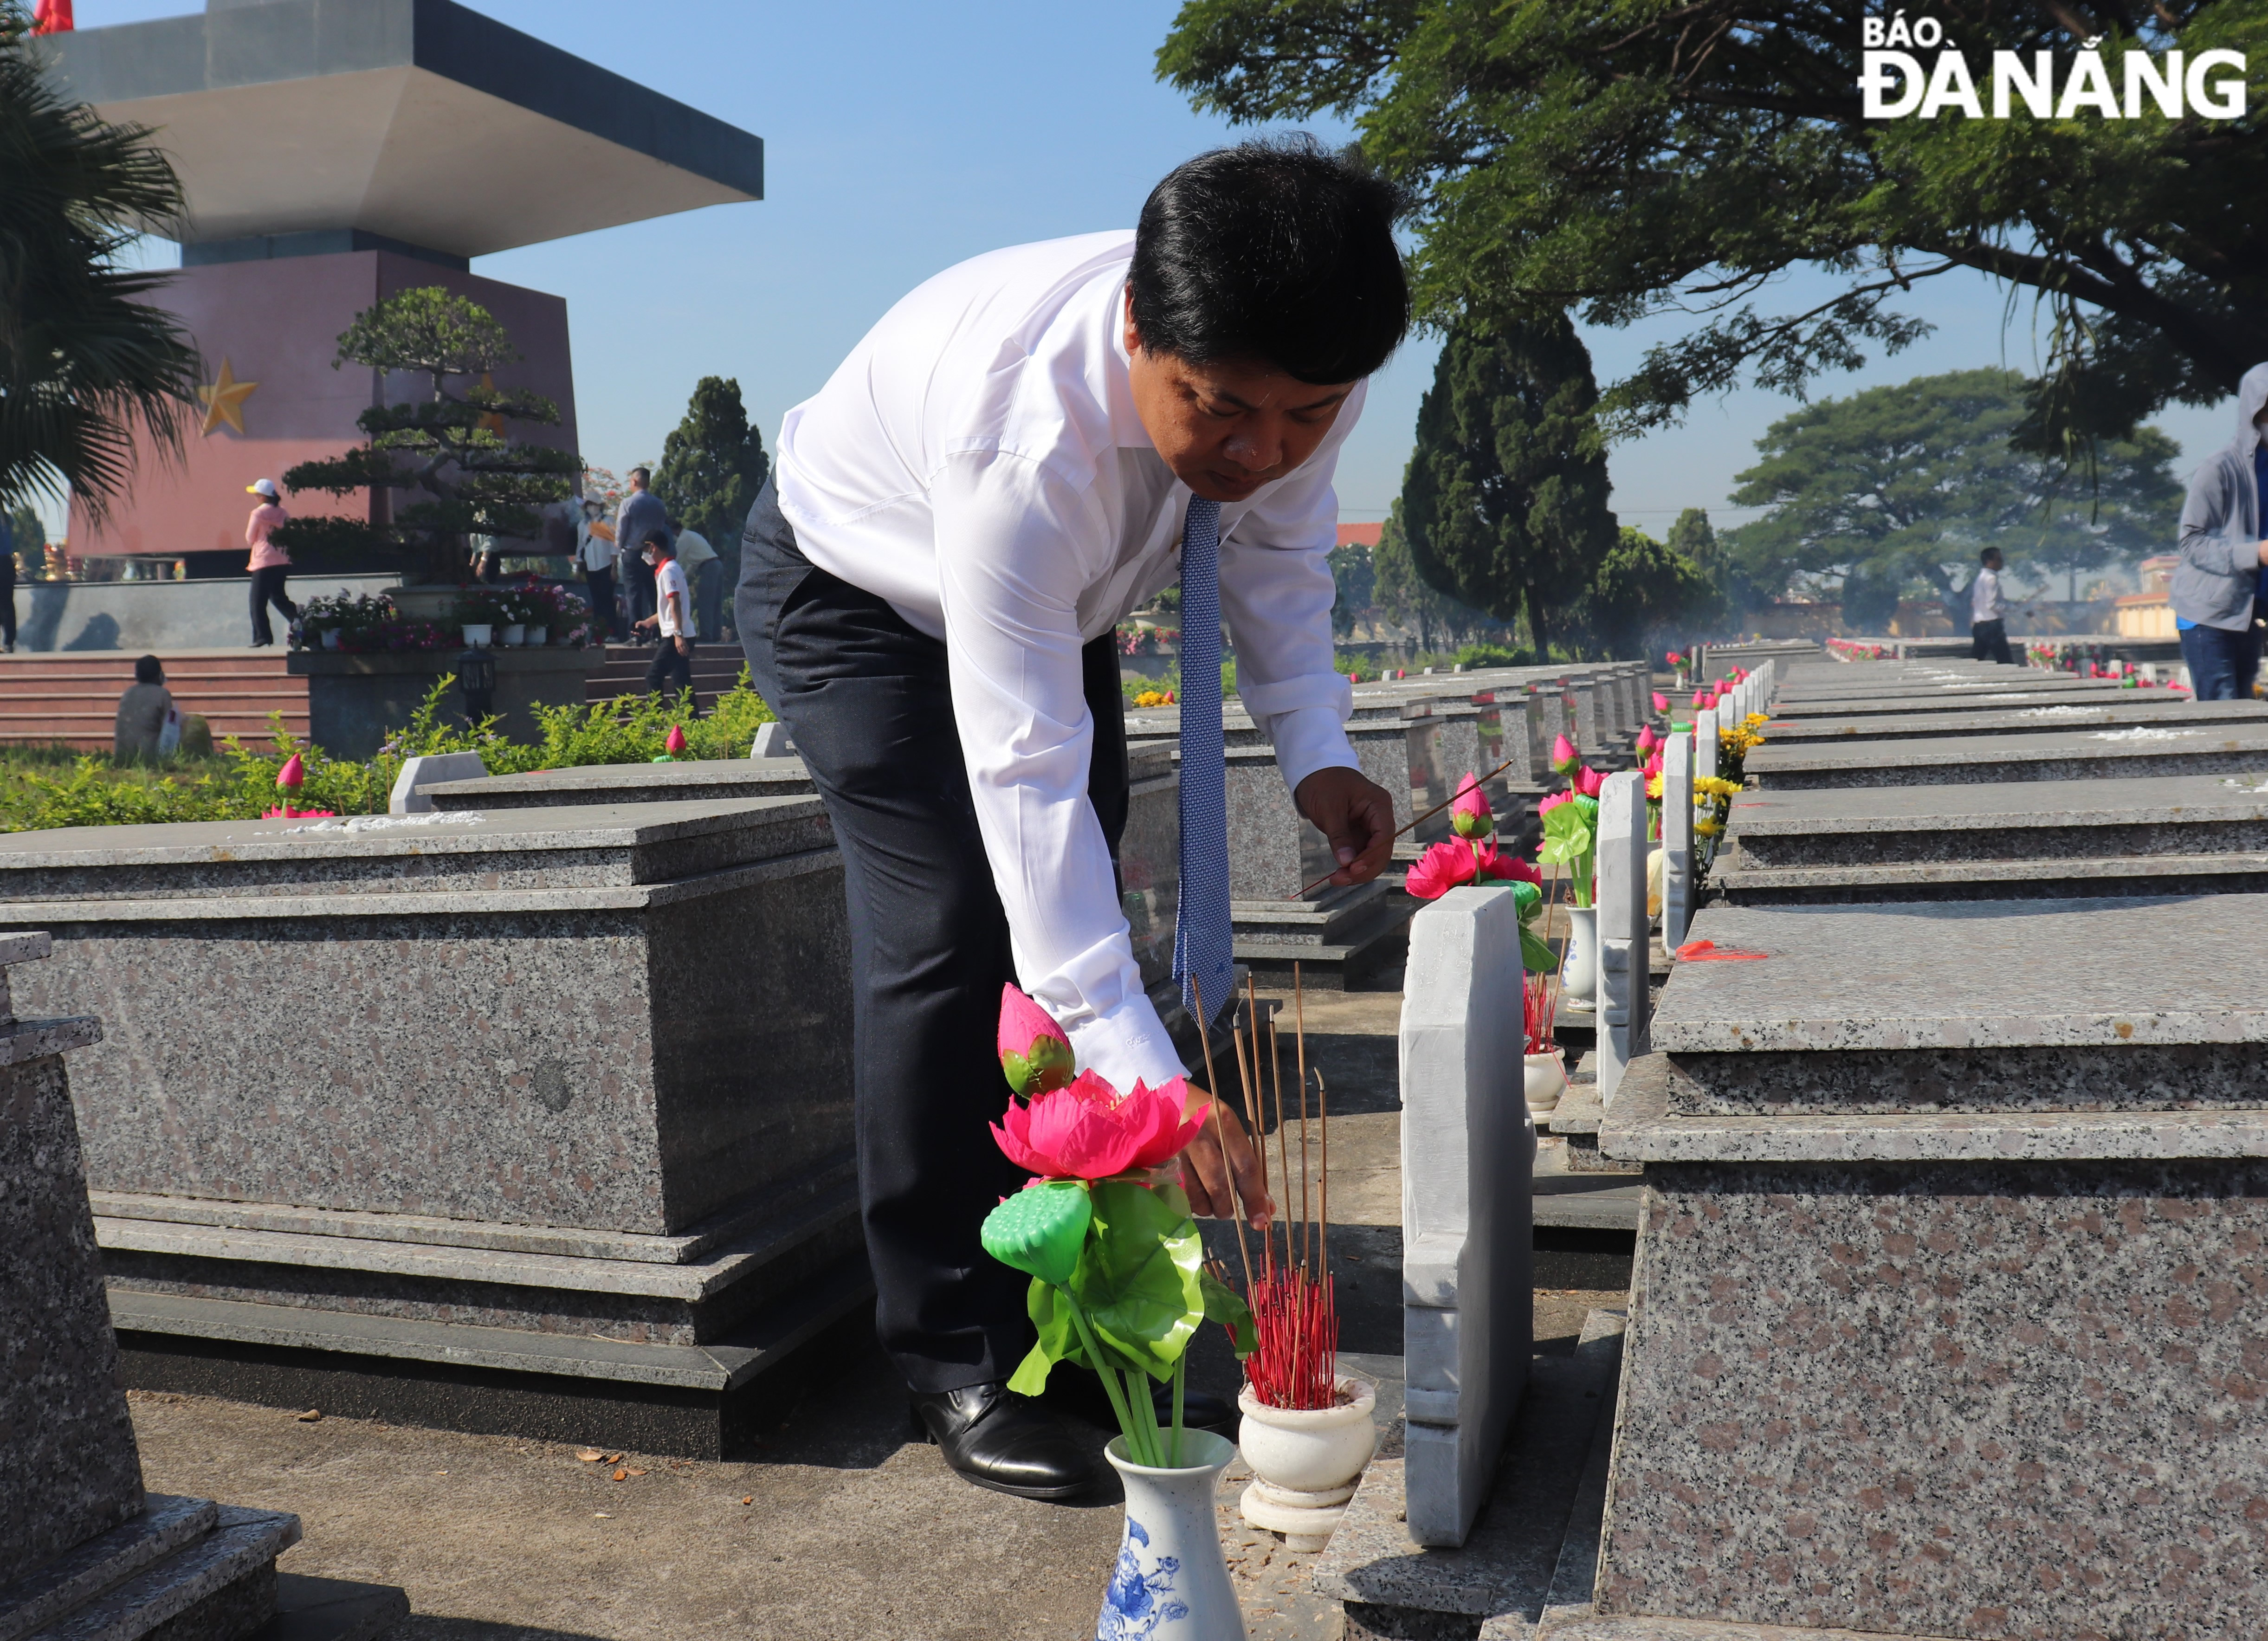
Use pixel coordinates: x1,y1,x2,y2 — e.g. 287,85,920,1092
388,751,490,815
1594,771,1652,1103
1661,729,1695,952
1398,884,1535,1549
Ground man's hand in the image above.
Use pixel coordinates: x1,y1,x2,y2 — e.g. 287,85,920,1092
1293,766,1396,888
1178,1084,1274,1227
633,615,655,634
675,635,691,656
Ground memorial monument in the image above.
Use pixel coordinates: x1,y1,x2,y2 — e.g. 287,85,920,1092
38,0,762,572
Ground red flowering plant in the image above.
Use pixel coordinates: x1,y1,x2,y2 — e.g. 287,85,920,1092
980,985,1254,1467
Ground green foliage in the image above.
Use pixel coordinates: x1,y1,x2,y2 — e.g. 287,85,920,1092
0,672,777,832
1567,526,1721,661
1722,368,2181,619
650,376,770,591
1397,314,1616,659
1371,504,1503,653
1668,507,1764,620
1118,658,1238,704
1156,0,2268,452
1327,540,1375,636
276,289,580,581
0,4,200,521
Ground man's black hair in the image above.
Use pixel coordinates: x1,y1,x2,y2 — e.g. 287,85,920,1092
1981,547,2003,564
133,654,163,685
644,530,675,556
1129,136,1410,385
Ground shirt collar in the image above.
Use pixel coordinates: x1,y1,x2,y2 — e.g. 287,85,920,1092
1104,281,1152,452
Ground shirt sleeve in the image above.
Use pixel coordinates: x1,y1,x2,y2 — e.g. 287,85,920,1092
2181,460,2258,579
932,449,1188,1097
1220,444,1357,797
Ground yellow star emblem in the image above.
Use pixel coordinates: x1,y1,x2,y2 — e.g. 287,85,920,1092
197,357,258,436
476,373,507,437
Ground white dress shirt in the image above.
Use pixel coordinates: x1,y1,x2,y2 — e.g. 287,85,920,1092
1971,565,2007,624
777,230,1361,1095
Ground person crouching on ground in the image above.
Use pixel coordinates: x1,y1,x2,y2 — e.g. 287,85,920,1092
114,654,171,762
2176,362,2268,700
633,530,693,698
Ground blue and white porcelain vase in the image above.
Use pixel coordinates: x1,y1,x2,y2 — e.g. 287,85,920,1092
1097,1429,1241,1641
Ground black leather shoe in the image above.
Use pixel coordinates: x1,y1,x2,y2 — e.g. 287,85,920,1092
911,1382,1096,1500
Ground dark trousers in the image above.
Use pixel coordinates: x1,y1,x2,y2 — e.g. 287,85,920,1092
0,569,15,648
2181,617,2264,701
735,477,1130,1392
1969,618,2013,665
250,566,297,645
584,566,619,641
626,554,656,625
644,635,694,697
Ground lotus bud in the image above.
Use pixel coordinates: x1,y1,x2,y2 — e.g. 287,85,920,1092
998,983,1075,1097
1652,691,1669,713
1550,733,1580,775
1636,725,1658,755
277,753,304,790
666,724,687,755
1449,772,1493,839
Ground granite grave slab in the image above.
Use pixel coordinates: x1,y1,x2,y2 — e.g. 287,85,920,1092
1570,898,2268,1640
1745,721,2268,790
0,931,332,1641
0,799,863,1454
1758,697,2257,744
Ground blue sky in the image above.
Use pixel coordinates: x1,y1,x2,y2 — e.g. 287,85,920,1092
68,0,2239,540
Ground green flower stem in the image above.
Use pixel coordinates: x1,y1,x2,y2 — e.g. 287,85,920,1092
1170,1357,1186,1469
1130,1360,1167,1468
1064,1298,1146,1463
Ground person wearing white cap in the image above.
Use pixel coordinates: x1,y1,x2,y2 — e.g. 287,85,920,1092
245,478,297,648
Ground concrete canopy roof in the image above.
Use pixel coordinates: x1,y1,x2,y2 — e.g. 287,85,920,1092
37,0,764,259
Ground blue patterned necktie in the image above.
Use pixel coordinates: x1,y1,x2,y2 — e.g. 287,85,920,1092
1174,496,1234,1029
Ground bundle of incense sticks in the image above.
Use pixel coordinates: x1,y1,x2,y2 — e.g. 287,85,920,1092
1525,857,1566,1055
1206,965,1340,1412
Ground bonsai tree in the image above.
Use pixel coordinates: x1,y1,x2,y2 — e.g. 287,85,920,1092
276,288,580,581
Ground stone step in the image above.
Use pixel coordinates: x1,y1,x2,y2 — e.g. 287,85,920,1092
1,1499,301,1641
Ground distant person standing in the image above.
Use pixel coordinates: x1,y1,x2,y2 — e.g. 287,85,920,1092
245,478,297,648
633,530,693,698
1969,546,2014,664
667,516,723,641
616,467,666,629
113,655,172,762
2176,362,2268,700
576,496,621,640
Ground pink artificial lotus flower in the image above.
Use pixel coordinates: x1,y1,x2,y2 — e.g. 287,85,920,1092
1666,650,1684,665
990,1070,1207,1180
1575,766,1606,798
1635,725,1658,755
1405,839,1480,899
1550,732,1580,774
1643,752,1664,779
1450,772,1494,839
277,752,304,790
1474,840,1541,885
998,983,1075,1098
665,724,687,755
1652,691,1669,713
1538,788,1572,815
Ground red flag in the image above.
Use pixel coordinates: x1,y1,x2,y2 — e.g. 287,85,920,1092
32,0,74,32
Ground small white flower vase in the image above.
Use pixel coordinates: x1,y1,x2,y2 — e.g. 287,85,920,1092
502,623,527,647
1524,1050,1567,1114
1561,905,1599,1011
1097,1430,1241,1641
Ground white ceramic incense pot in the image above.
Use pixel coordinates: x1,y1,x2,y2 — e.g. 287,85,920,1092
1524,1050,1567,1114
1098,1429,1242,1641
461,623,492,648
502,622,527,647
1236,1377,1377,1552
1561,905,1599,1010
526,626,547,647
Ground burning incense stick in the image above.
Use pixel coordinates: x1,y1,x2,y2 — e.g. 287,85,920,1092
1188,976,1254,1291
1289,750,1525,899
1295,966,1313,1272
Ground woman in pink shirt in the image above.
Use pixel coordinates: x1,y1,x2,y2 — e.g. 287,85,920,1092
245,478,297,648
